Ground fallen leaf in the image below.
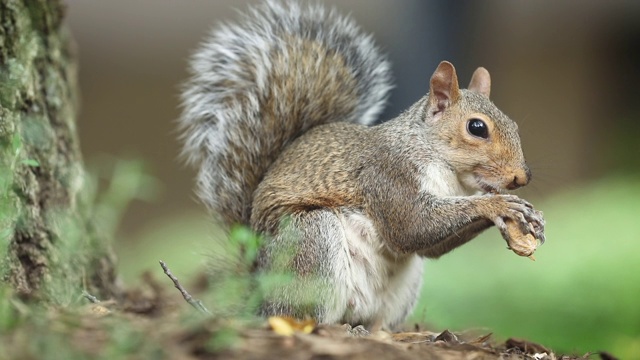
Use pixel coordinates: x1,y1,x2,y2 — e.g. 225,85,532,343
434,330,460,344
505,338,551,354
268,316,315,336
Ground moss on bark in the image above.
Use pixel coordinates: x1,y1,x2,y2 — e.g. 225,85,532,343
0,0,118,301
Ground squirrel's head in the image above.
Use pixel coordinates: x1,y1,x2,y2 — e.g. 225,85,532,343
425,61,530,194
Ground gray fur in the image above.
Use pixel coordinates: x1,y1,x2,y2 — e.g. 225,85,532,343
179,0,392,225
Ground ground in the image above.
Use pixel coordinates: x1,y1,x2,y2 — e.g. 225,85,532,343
1,268,609,360
61,299,607,360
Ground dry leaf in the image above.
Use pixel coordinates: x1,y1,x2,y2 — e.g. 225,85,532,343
87,305,111,317
268,316,315,336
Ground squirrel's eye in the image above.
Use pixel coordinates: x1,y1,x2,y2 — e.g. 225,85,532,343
467,118,489,139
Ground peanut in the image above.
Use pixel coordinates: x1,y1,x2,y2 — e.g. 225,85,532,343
504,218,539,260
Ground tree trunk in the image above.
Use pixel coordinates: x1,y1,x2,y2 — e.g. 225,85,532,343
0,0,118,301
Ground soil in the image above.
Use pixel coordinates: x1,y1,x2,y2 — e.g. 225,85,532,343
93,272,609,360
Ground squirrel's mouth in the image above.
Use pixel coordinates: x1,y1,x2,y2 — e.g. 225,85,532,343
473,175,502,194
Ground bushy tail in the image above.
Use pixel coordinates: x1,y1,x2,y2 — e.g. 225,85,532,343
179,0,392,227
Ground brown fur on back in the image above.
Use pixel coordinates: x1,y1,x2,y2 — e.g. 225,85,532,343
252,122,369,234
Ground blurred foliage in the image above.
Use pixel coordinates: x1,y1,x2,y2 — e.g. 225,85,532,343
0,156,260,358
87,155,161,238
1,154,152,297
609,112,640,176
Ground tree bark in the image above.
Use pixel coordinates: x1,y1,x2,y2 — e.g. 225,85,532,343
0,0,118,301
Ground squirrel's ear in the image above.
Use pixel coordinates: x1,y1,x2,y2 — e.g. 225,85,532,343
428,61,460,117
468,67,491,98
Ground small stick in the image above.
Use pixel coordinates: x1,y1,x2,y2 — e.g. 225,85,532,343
82,291,101,304
159,260,211,315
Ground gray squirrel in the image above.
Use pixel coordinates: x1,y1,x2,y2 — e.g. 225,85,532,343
179,0,545,330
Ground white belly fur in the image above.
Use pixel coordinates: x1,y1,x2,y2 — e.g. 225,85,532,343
419,161,476,197
324,210,424,329
319,162,470,328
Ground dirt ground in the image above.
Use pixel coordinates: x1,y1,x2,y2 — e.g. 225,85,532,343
4,270,614,360
94,272,613,360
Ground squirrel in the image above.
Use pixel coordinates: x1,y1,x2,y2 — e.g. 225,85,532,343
179,0,545,330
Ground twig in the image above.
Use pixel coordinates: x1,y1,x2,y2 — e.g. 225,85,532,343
159,260,211,315
82,291,101,304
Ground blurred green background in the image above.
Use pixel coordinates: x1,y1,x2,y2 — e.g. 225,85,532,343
64,0,640,357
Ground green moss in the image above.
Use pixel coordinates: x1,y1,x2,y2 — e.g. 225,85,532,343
22,115,54,151
1,0,117,300
0,107,16,139
0,134,22,278
0,284,22,332
0,1,39,110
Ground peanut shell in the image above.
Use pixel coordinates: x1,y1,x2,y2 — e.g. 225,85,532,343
504,218,538,260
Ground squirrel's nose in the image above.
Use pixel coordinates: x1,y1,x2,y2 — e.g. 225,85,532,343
507,166,531,190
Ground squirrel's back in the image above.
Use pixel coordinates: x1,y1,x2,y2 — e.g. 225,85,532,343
180,0,392,226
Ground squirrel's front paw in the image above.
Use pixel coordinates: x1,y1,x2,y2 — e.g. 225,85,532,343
480,195,546,258
482,194,532,233
504,213,544,259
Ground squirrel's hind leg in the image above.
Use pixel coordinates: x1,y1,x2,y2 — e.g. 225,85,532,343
256,208,349,324
256,208,421,330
